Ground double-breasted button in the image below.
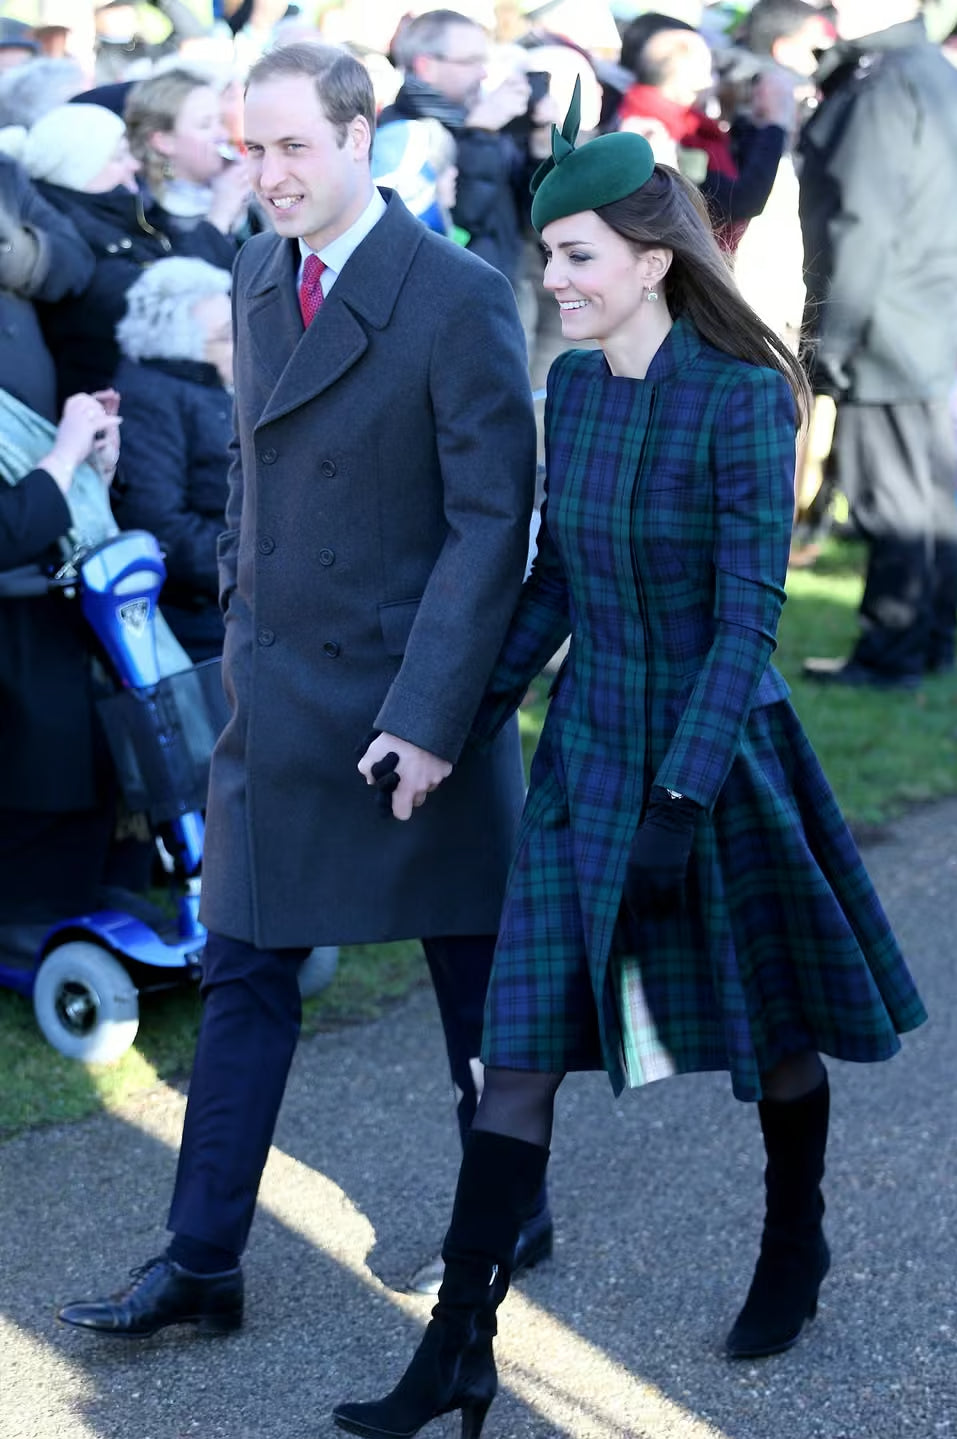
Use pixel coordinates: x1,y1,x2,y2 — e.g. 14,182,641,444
260,447,278,464
318,548,335,566
320,459,337,477
106,242,119,253
258,627,275,647
322,640,341,658
120,238,132,249
258,536,275,555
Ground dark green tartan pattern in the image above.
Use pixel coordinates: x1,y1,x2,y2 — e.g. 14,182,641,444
477,320,926,1096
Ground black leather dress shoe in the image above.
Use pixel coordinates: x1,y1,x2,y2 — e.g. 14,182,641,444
58,1254,243,1337
801,657,921,691
406,1208,554,1296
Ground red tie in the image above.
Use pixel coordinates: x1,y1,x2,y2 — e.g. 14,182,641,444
299,253,326,327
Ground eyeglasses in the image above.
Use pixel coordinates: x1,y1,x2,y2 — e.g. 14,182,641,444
434,53,487,67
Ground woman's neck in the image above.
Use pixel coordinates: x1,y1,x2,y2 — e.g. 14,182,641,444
601,305,674,379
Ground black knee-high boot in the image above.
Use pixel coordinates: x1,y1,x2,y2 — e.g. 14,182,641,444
726,1075,831,1359
334,1130,549,1439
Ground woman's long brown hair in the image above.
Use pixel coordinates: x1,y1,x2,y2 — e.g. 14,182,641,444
596,166,812,427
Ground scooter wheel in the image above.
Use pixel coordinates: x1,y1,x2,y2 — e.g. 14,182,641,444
32,942,139,1062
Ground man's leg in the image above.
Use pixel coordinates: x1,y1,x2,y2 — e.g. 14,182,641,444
804,402,945,685
851,402,939,678
168,932,309,1257
58,931,308,1336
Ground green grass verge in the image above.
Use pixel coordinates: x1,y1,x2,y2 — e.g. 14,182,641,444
0,941,427,1143
2,539,954,1138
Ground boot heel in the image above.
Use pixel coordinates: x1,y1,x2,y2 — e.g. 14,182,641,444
461,1397,492,1439
197,1309,243,1335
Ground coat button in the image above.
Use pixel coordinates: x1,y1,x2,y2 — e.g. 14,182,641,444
258,536,275,555
320,459,337,477
120,238,132,249
258,627,275,646
261,447,277,464
318,547,335,566
106,242,119,253
322,640,341,658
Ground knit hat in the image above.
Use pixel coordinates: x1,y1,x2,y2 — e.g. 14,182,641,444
22,102,127,190
530,76,656,232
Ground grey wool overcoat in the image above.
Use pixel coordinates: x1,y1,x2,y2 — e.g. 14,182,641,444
199,191,537,949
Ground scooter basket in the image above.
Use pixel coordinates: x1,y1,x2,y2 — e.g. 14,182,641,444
96,658,229,823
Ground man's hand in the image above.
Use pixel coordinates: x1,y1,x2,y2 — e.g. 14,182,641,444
466,72,530,132
357,732,452,821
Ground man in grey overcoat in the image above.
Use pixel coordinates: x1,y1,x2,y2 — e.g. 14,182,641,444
58,41,541,1337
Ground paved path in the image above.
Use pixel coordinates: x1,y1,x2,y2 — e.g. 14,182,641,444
2,800,955,1439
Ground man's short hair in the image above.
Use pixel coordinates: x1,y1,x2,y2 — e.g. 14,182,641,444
246,42,375,139
390,10,481,71
744,0,823,58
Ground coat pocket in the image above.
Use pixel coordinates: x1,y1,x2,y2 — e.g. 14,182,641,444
378,596,422,656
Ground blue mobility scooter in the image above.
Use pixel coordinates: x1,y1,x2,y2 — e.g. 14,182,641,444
0,531,337,1063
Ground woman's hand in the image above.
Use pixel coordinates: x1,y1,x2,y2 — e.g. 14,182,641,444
38,393,121,495
90,388,122,482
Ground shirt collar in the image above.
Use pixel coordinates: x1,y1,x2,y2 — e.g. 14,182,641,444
298,187,386,291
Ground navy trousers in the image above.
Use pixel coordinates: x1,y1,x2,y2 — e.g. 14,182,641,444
167,929,495,1255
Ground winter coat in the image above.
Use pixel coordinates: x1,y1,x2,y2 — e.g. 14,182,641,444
111,356,231,662
474,320,926,1097
798,17,957,402
0,156,95,421
199,191,538,948
34,182,234,405
0,467,109,811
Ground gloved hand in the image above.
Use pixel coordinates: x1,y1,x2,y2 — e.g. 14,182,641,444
623,786,699,922
356,729,401,818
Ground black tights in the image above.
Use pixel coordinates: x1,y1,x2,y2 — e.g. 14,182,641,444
470,1049,826,1150
472,1067,564,1149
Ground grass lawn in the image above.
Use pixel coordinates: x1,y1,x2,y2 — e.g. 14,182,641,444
2,539,955,1139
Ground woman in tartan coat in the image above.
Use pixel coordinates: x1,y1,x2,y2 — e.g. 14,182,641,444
335,87,927,1439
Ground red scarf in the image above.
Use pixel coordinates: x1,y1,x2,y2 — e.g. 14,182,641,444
617,85,738,177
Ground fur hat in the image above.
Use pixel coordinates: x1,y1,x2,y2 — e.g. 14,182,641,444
22,102,126,190
530,76,656,232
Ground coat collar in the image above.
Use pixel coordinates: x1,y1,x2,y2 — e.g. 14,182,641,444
247,189,424,428
594,315,704,385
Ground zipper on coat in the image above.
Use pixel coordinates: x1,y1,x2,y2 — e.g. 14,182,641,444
628,384,657,814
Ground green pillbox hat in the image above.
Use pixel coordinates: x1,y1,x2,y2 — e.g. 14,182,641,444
530,76,656,233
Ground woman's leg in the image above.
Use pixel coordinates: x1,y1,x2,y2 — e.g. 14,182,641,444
334,1068,562,1439
726,1051,831,1359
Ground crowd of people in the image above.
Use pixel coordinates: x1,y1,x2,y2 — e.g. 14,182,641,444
0,1,951,1431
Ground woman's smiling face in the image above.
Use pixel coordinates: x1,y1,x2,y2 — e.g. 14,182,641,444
541,210,659,345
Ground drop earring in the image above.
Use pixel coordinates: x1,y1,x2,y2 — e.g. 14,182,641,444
646,285,659,303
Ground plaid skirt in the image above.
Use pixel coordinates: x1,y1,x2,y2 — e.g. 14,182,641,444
482,700,927,1100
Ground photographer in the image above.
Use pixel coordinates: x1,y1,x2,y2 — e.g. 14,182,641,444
381,9,555,293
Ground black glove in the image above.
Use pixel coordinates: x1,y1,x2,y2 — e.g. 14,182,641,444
356,729,401,818
624,786,699,921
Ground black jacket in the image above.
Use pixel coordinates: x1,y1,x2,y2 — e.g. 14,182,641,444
0,157,95,421
34,183,235,405
379,84,534,287
0,467,109,811
111,356,231,662
798,18,957,401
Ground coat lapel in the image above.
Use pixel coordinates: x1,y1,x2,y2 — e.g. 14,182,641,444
249,192,423,429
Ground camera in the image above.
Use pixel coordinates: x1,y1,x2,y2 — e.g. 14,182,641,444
503,70,551,140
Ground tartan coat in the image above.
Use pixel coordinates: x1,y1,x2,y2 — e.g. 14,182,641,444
475,318,926,1099
199,191,537,949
